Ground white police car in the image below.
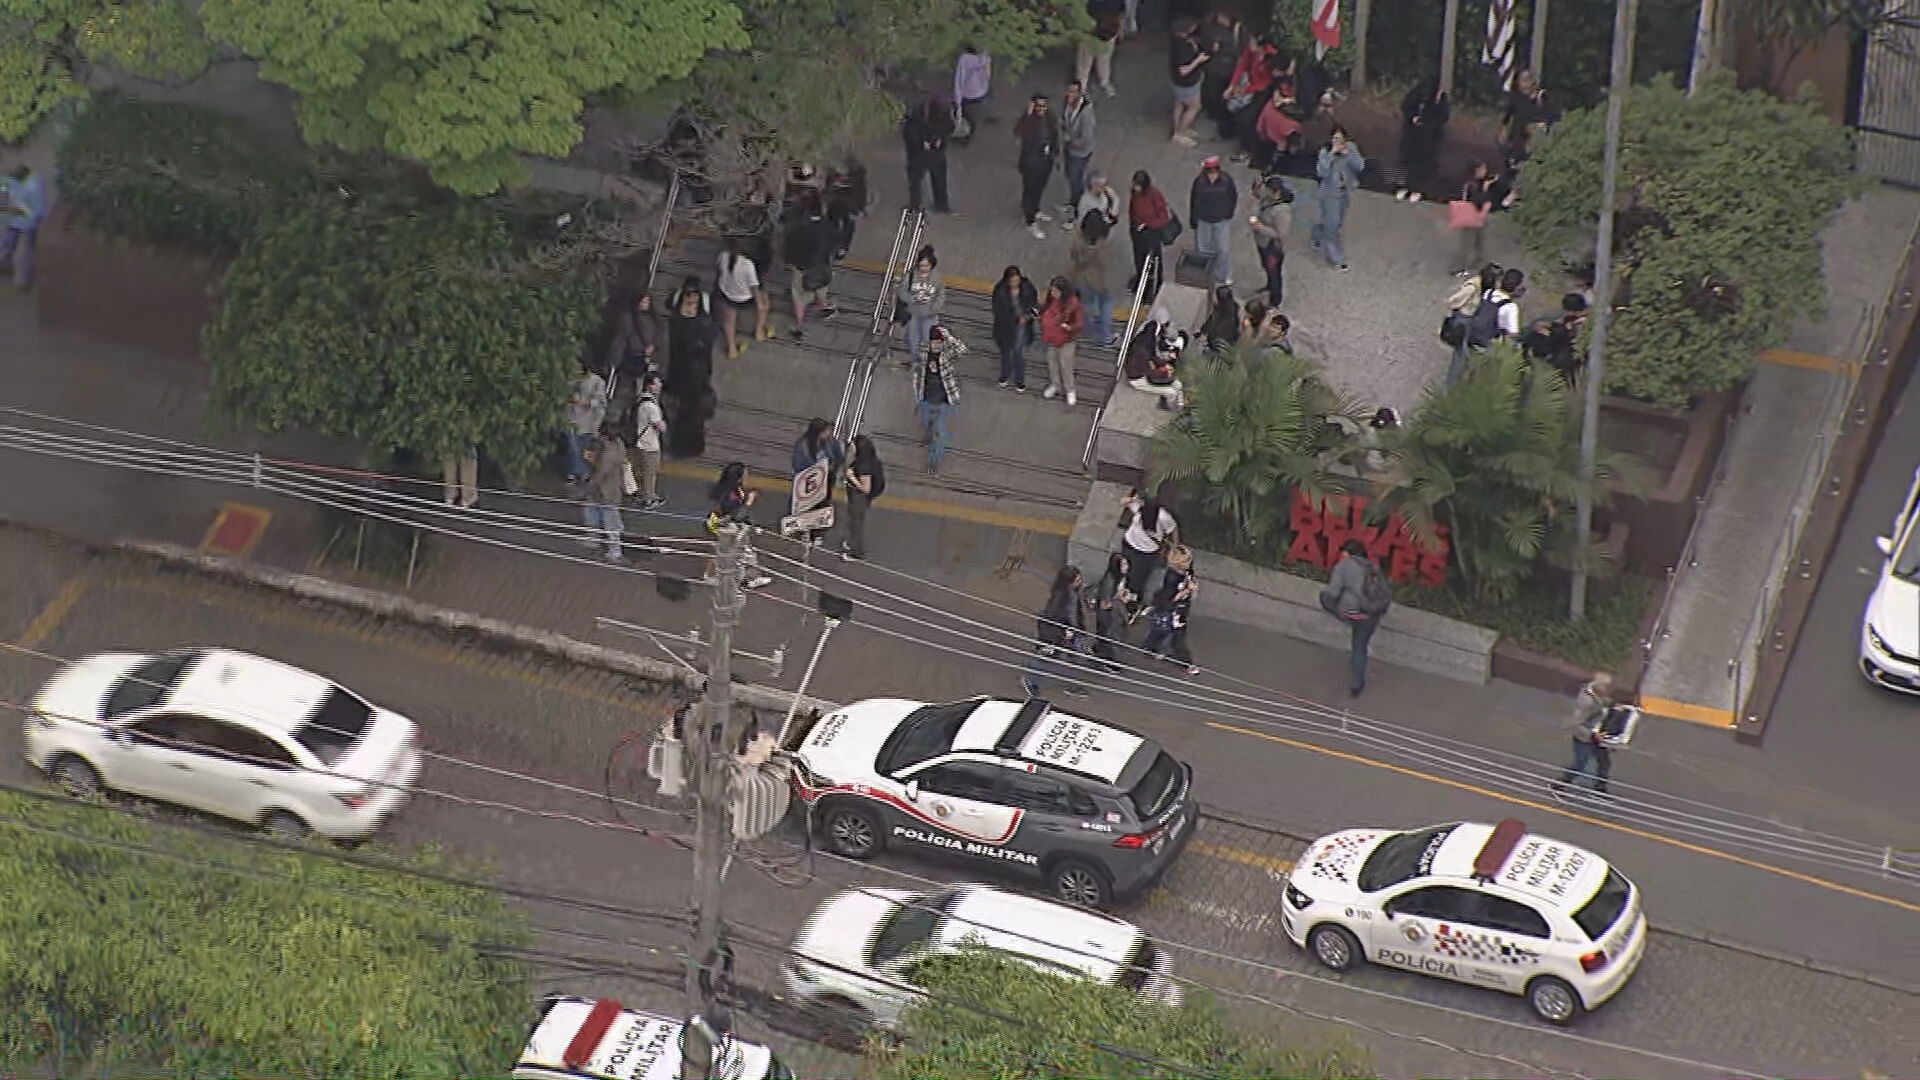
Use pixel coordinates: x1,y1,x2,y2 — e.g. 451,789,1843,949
786,697,1195,909
512,996,794,1080
784,882,1182,1031
1279,819,1646,1024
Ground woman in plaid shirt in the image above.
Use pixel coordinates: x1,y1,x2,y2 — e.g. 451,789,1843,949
912,325,966,475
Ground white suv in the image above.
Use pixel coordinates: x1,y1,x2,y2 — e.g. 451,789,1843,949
1860,465,1920,694
784,882,1182,1031
1280,819,1647,1024
24,648,422,842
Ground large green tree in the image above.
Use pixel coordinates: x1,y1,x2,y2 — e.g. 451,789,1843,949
1513,74,1860,408
0,0,212,139
1376,344,1641,601
0,789,528,1077
1151,341,1361,552
873,949,1367,1079
207,198,602,477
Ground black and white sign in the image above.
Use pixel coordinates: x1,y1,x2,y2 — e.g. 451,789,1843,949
791,461,830,516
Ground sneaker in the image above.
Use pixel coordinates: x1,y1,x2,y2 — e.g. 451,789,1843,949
1035,210,1054,223
1337,263,1350,272
789,327,805,341
643,495,667,510
818,305,838,319
1065,391,1077,406
746,574,775,589
1172,133,1197,147
1062,217,1077,232
1042,385,1058,399
1394,190,1409,201
1014,383,1028,393
1408,192,1424,203
1060,203,1077,217
997,379,1010,388
1028,224,1046,239
604,552,628,564
1100,82,1117,98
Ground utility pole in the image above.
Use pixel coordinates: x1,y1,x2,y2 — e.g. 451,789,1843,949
1354,0,1372,90
1438,0,1462,95
1687,0,1718,93
1570,0,1638,621
682,523,745,1080
1530,0,1550,78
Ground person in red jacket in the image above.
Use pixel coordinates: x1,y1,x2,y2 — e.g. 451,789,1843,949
1223,35,1278,148
1127,170,1172,297
1038,276,1086,406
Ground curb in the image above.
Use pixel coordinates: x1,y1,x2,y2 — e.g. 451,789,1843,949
77,531,836,720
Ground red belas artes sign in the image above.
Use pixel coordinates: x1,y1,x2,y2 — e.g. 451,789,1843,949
1285,491,1450,587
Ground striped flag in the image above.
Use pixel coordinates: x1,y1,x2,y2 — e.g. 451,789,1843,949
1483,0,1517,90
1310,0,1340,60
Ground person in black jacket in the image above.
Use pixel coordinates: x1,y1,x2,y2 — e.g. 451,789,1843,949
1395,78,1450,202
1189,156,1238,287
1022,566,1090,698
1014,94,1061,237
991,265,1039,391
664,281,716,458
783,192,839,341
902,97,954,214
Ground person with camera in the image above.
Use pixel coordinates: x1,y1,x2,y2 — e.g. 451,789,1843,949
1311,126,1366,272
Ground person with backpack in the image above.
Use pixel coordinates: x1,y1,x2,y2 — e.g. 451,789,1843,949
1319,538,1393,696
1470,267,1525,350
842,435,885,561
784,193,839,341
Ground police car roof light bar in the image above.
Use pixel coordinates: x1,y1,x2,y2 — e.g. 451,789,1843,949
561,997,623,1068
997,698,1053,756
1472,818,1528,883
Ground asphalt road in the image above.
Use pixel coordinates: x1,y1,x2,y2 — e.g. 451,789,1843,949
1,530,1912,1080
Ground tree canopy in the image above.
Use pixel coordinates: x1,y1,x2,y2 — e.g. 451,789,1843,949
874,948,1367,1080
1513,74,1860,407
0,788,528,1077
207,198,602,477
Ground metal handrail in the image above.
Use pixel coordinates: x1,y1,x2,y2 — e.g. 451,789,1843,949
835,211,918,434
1639,406,1736,657
1082,256,1161,472
643,171,681,296
848,212,923,439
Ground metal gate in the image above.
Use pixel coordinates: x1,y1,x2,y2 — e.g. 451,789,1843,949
1858,0,1920,188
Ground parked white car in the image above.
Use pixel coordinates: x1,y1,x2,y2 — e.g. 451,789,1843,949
1280,819,1647,1024
1860,465,1920,694
23,648,422,842
512,995,794,1080
784,882,1182,1031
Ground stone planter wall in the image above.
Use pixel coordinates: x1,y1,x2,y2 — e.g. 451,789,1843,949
1600,388,1740,576
36,205,225,363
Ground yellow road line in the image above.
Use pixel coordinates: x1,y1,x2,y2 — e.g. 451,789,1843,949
843,257,1141,322
1636,694,1736,728
12,576,91,649
1759,348,1858,374
1190,837,1294,876
655,461,1075,536
116,578,655,717
1207,720,1920,916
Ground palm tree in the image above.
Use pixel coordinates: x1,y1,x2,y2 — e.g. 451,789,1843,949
1150,341,1362,551
1375,342,1644,602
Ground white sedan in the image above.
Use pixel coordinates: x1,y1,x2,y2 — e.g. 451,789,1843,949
784,882,1181,1031
24,648,422,842
1279,819,1647,1024
1860,465,1920,694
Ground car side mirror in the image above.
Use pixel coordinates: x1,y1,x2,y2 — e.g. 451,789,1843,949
1876,535,1893,556
1381,906,1395,921
904,780,920,802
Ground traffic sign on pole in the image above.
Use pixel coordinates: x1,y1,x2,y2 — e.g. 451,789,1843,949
791,462,829,516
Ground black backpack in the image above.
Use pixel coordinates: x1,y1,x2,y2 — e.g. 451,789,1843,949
1466,291,1512,348
1358,562,1393,618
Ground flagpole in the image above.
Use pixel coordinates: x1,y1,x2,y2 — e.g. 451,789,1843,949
1438,0,1461,94
1530,0,1549,78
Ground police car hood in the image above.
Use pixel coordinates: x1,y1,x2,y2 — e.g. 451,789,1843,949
792,887,921,975
1290,828,1394,901
795,698,922,780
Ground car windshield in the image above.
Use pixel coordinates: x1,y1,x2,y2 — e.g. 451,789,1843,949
292,687,375,766
1895,527,1920,583
1572,868,1633,939
1356,824,1459,892
103,652,202,720
869,888,962,967
877,701,977,774
1125,751,1181,820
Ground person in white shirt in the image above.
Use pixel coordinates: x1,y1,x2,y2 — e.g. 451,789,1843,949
953,44,992,142
715,238,768,358
1119,490,1178,618
631,372,667,509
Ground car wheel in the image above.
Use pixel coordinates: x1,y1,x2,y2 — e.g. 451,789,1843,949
1526,975,1582,1025
822,803,882,859
1307,924,1362,972
1049,859,1113,909
260,810,311,842
49,755,102,799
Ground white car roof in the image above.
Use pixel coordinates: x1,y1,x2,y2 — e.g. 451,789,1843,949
168,649,334,732
515,997,773,1080
950,700,1146,785
1428,822,1613,910
936,885,1143,982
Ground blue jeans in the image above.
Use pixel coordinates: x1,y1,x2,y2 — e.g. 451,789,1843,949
997,340,1026,386
583,501,623,557
1446,339,1472,385
561,429,589,482
1312,203,1347,266
0,225,35,288
1347,615,1379,692
916,400,953,469
1558,738,1613,791
1193,218,1231,284
1079,288,1114,343
905,313,937,358
1023,643,1087,695
1065,153,1093,212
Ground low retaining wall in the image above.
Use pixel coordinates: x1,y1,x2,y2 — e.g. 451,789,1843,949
1071,482,1499,684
